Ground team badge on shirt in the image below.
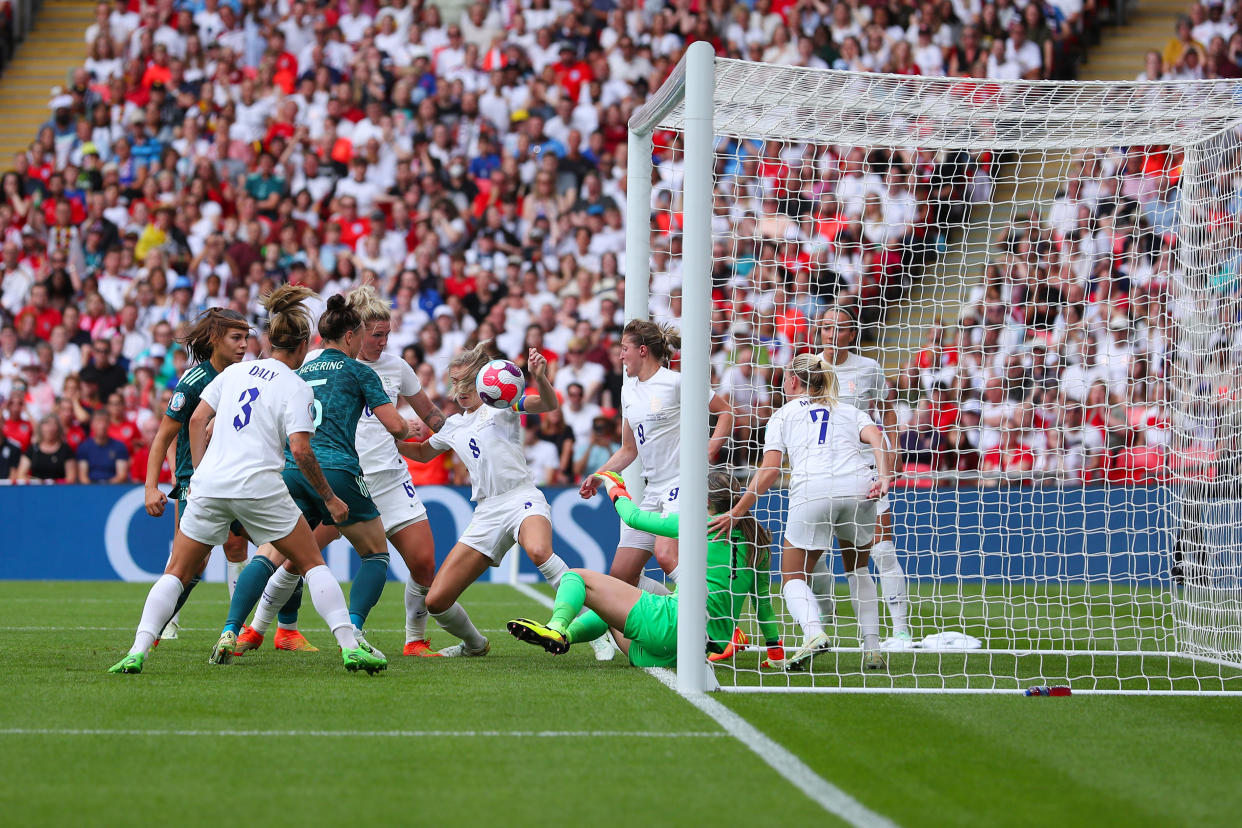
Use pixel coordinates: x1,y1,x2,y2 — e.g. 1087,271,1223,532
170,392,185,412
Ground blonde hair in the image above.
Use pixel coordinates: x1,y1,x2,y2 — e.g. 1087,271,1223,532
622,319,680,366
346,285,392,324
447,339,498,396
262,284,316,351
787,353,839,406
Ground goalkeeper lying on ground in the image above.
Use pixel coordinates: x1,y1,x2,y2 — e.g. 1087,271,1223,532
508,471,783,668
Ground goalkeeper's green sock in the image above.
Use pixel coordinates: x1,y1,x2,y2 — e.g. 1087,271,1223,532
224,556,276,635
548,571,585,635
567,611,609,644
349,552,390,629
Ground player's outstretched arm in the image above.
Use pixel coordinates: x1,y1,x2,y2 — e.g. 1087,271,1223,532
708,449,783,536
519,348,560,414
707,393,734,463
860,423,893,498
579,419,638,499
188,400,216,469
371,402,410,440
289,431,349,524
405,390,446,432
396,438,447,464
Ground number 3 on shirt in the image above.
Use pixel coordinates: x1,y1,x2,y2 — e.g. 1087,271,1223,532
233,387,260,431
306,378,327,426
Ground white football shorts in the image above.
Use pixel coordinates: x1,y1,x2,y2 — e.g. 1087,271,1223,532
180,489,301,547
459,485,551,566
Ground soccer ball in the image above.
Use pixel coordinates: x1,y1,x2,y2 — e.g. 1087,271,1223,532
476,359,524,409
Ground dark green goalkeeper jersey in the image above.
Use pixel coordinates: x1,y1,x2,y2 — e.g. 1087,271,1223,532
283,347,389,476
166,361,220,488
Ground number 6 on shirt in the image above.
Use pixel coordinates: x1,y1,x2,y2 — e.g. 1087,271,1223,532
307,378,327,427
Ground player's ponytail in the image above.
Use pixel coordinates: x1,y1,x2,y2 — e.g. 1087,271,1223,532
179,307,249,363
787,353,839,407
707,471,772,568
346,284,392,324
622,319,680,366
263,284,316,351
318,293,363,342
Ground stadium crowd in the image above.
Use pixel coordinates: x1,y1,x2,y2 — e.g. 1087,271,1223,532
0,0,1178,489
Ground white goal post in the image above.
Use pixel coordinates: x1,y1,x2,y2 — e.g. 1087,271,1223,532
628,42,1242,695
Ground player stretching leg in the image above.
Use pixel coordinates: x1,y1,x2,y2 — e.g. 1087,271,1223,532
579,321,733,596
509,471,782,668
237,286,474,657
141,309,251,640
396,343,572,657
213,294,409,663
819,305,912,649
717,354,893,672
109,286,385,674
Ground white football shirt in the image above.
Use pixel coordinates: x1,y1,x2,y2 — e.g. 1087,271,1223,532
621,367,683,495
764,397,877,500
829,352,888,422
428,405,531,502
307,349,420,477
191,358,315,499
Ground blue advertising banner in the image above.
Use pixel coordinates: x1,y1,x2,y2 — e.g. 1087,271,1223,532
0,484,1178,584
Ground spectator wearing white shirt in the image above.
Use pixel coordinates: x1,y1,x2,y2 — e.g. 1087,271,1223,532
554,339,605,402
560,382,602,447
987,38,1022,80
1005,19,1044,80
337,0,373,43
913,27,946,76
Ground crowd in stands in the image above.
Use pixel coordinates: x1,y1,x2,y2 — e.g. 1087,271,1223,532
0,0,1180,489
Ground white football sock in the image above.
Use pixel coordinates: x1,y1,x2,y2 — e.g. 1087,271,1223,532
304,565,358,650
131,574,183,656
638,574,672,596
226,559,246,598
667,565,681,584
781,578,825,640
405,581,429,642
846,566,881,651
252,566,301,636
808,554,836,623
535,554,569,589
871,541,909,636
432,603,487,649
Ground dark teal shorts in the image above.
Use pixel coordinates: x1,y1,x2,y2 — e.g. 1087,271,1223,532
282,467,379,528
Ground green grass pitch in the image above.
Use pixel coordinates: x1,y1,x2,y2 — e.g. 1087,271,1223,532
2,581,1241,827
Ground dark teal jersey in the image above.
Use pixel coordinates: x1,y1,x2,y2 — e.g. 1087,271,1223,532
166,361,220,487
285,347,389,475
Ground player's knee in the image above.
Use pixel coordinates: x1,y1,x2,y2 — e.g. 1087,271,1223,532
524,543,554,566
425,585,453,616
653,546,678,575
222,536,248,562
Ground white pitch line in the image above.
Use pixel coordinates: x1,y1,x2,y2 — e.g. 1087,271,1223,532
511,583,899,828
0,728,726,739
645,668,899,828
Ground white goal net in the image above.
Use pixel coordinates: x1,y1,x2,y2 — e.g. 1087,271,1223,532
630,44,1242,694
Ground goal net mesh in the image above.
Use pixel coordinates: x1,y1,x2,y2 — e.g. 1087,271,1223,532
638,60,1242,693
